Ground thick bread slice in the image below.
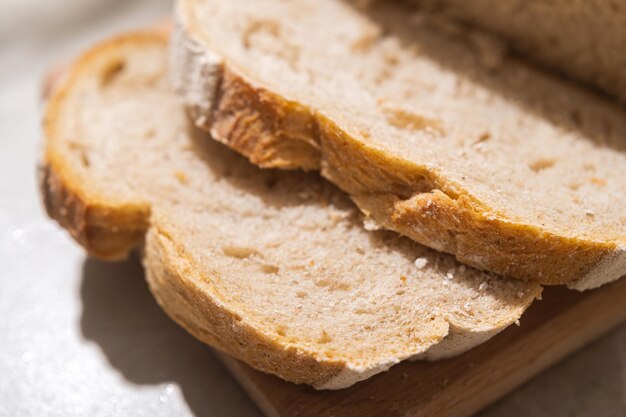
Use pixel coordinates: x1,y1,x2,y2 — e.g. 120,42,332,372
41,31,539,389
173,0,626,289
408,0,626,103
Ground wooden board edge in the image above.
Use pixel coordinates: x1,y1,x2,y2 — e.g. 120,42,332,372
216,279,626,417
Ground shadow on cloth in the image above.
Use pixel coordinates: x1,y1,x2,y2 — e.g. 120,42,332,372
80,255,260,417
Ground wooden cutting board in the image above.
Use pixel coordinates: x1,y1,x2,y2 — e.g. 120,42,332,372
218,278,626,417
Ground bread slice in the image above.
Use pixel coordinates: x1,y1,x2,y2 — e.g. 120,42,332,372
172,0,626,289
41,31,539,389
407,0,626,103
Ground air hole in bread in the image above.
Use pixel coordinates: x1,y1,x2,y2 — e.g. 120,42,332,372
583,163,596,172
381,105,444,135
242,18,300,69
569,182,581,191
260,263,279,274
315,279,331,287
174,171,188,184
475,132,491,143
529,158,556,172
242,18,281,49
318,331,332,344
100,59,125,87
222,245,259,259
80,152,90,168
143,128,156,140
350,25,382,52
590,177,607,187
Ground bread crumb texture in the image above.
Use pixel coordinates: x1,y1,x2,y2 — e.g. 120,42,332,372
42,31,539,389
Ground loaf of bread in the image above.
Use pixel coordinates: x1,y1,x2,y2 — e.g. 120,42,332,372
408,0,626,103
172,0,626,289
40,31,539,389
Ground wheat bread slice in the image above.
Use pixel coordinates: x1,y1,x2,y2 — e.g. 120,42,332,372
40,31,539,389
407,0,626,103
173,0,626,289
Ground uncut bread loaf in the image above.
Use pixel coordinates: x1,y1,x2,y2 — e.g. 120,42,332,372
172,0,626,289
407,0,626,103
40,31,539,389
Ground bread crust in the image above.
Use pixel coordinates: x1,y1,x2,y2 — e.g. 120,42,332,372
41,30,539,389
39,164,148,260
172,7,625,289
40,34,156,259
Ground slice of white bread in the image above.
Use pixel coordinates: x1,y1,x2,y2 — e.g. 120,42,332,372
407,0,626,103
40,31,539,389
173,0,626,289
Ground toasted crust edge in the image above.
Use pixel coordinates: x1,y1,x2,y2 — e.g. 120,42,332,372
40,32,162,259
39,163,148,260
172,6,625,288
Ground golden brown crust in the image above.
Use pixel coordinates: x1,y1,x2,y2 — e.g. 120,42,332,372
315,118,612,285
40,32,160,260
39,163,147,260
182,46,618,286
198,67,322,170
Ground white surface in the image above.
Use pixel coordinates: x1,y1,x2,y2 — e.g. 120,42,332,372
0,1,624,416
